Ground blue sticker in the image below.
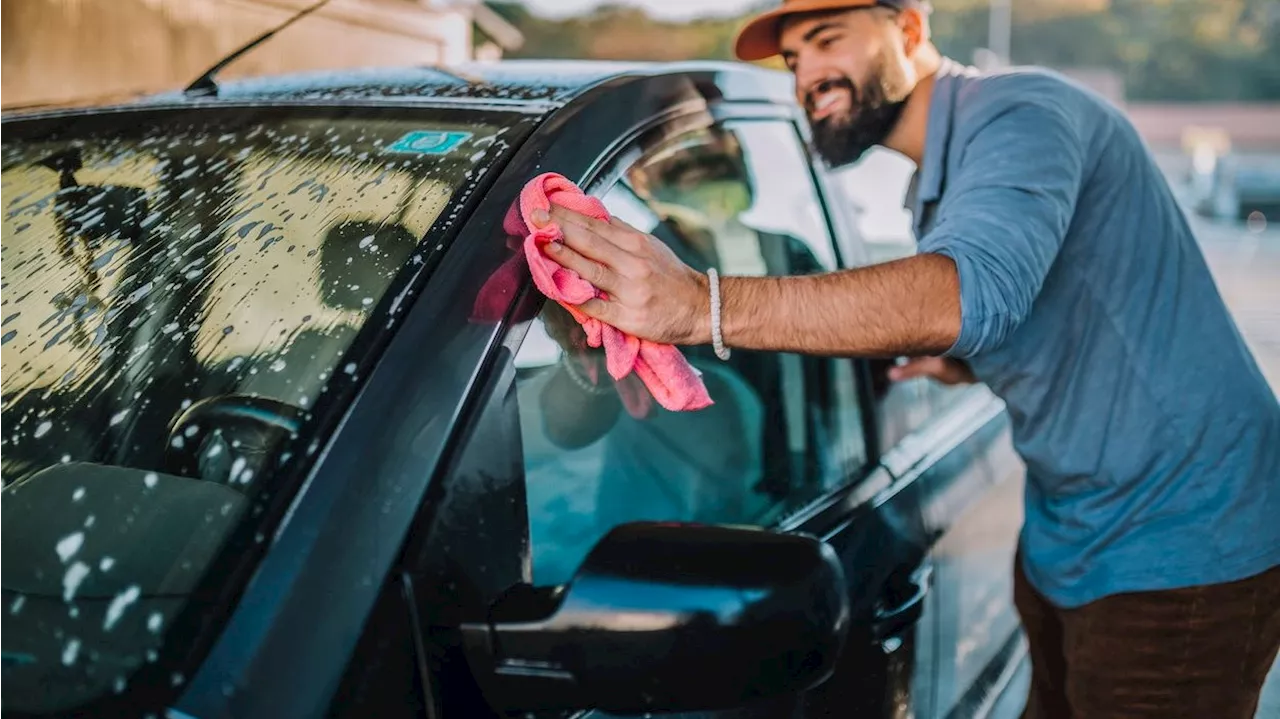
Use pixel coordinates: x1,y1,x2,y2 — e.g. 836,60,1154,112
386,130,472,155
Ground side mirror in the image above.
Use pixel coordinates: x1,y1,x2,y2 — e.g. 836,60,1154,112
461,522,849,715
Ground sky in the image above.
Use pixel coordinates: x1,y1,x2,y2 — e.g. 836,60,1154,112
519,0,763,21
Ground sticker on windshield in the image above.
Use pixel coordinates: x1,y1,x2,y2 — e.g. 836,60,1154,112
385,131,472,155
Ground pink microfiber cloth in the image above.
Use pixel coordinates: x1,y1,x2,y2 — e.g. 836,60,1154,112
513,172,713,413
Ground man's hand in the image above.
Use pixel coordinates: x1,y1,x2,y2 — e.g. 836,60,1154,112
888,356,976,385
532,205,711,346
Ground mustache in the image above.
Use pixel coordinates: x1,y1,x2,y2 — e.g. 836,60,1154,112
805,77,857,114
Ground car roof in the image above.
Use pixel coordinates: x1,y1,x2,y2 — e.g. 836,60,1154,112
60,59,796,115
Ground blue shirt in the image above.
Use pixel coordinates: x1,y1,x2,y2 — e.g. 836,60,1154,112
909,59,1280,608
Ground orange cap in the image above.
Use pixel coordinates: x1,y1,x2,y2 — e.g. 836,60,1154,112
733,0,913,62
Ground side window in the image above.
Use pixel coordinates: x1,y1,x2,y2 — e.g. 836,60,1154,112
513,119,868,587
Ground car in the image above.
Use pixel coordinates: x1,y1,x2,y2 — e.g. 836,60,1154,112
1187,146,1280,222
0,60,1027,719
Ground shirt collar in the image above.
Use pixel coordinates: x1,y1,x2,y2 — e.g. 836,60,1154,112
906,57,969,223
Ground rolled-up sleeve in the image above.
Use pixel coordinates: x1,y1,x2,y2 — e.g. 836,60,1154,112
919,100,1086,358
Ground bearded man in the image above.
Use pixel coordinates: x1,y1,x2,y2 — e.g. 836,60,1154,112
531,1,1280,717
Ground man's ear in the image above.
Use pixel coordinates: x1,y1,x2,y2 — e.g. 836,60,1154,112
898,8,929,56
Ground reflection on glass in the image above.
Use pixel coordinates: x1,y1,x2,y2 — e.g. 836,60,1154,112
516,121,867,588
0,110,511,714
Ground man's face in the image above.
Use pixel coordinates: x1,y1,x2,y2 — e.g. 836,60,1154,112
780,8,918,167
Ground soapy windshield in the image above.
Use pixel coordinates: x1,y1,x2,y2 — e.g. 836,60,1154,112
0,105,520,714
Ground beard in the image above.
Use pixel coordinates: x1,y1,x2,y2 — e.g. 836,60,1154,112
808,72,909,168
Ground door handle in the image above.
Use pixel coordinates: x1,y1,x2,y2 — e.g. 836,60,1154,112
871,565,931,642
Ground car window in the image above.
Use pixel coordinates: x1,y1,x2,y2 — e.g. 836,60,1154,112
0,107,522,715
513,119,868,587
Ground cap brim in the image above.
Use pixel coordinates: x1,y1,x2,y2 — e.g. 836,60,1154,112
733,0,882,61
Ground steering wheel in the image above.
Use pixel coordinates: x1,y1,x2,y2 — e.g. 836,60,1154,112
165,395,305,487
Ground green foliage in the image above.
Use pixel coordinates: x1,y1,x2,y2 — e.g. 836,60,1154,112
489,0,1280,101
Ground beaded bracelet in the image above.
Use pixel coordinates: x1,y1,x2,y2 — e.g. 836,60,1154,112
707,268,731,361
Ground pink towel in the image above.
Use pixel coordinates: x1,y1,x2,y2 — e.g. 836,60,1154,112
512,172,713,413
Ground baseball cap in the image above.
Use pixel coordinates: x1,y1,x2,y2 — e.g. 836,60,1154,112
733,0,928,62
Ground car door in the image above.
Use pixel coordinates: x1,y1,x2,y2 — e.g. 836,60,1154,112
819,149,1027,718
499,109,935,718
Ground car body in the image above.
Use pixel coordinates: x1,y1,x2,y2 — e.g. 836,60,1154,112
1188,148,1280,221
1,60,1027,719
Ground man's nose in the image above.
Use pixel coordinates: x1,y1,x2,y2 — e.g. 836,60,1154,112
792,56,828,104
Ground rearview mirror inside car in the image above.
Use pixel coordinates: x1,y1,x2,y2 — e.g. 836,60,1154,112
460,521,850,714
35,149,148,249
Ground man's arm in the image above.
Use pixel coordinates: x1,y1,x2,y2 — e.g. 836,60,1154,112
537,97,1085,358
718,253,961,356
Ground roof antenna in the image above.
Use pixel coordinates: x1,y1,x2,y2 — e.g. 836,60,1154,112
184,0,335,97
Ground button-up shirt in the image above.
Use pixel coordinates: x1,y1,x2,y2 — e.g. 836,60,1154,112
910,58,1280,607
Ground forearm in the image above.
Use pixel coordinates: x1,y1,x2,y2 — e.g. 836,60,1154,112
716,253,961,356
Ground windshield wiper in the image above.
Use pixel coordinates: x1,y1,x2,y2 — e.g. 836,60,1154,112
184,0,334,98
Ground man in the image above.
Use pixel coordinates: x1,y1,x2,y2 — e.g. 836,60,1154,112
531,0,1280,716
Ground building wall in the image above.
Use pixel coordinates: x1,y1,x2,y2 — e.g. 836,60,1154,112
1,0,471,109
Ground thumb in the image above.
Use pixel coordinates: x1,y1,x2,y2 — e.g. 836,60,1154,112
573,297,616,325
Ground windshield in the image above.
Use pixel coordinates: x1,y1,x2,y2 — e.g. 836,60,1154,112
0,105,525,714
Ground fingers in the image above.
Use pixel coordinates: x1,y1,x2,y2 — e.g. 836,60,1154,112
544,239,620,294
550,205,648,260
573,297,616,325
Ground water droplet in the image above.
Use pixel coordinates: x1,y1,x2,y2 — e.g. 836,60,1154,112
62,638,81,666
63,561,90,601
56,532,85,562
61,454,72,464
109,409,130,426
344,363,357,375
84,515,95,529
1247,210,1267,233
172,672,186,687
144,473,158,488
72,487,86,501
34,421,52,439
100,556,116,572
147,612,164,633
11,595,26,614
230,457,248,483
270,359,287,372
104,585,141,631
361,297,374,307
114,676,127,693
359,235,375,249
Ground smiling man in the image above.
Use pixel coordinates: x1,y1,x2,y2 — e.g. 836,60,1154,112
532,1,1280,716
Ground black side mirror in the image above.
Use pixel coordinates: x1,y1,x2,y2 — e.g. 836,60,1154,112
461,522,849,714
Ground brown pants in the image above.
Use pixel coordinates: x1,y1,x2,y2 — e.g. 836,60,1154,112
1014,555,1280,718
